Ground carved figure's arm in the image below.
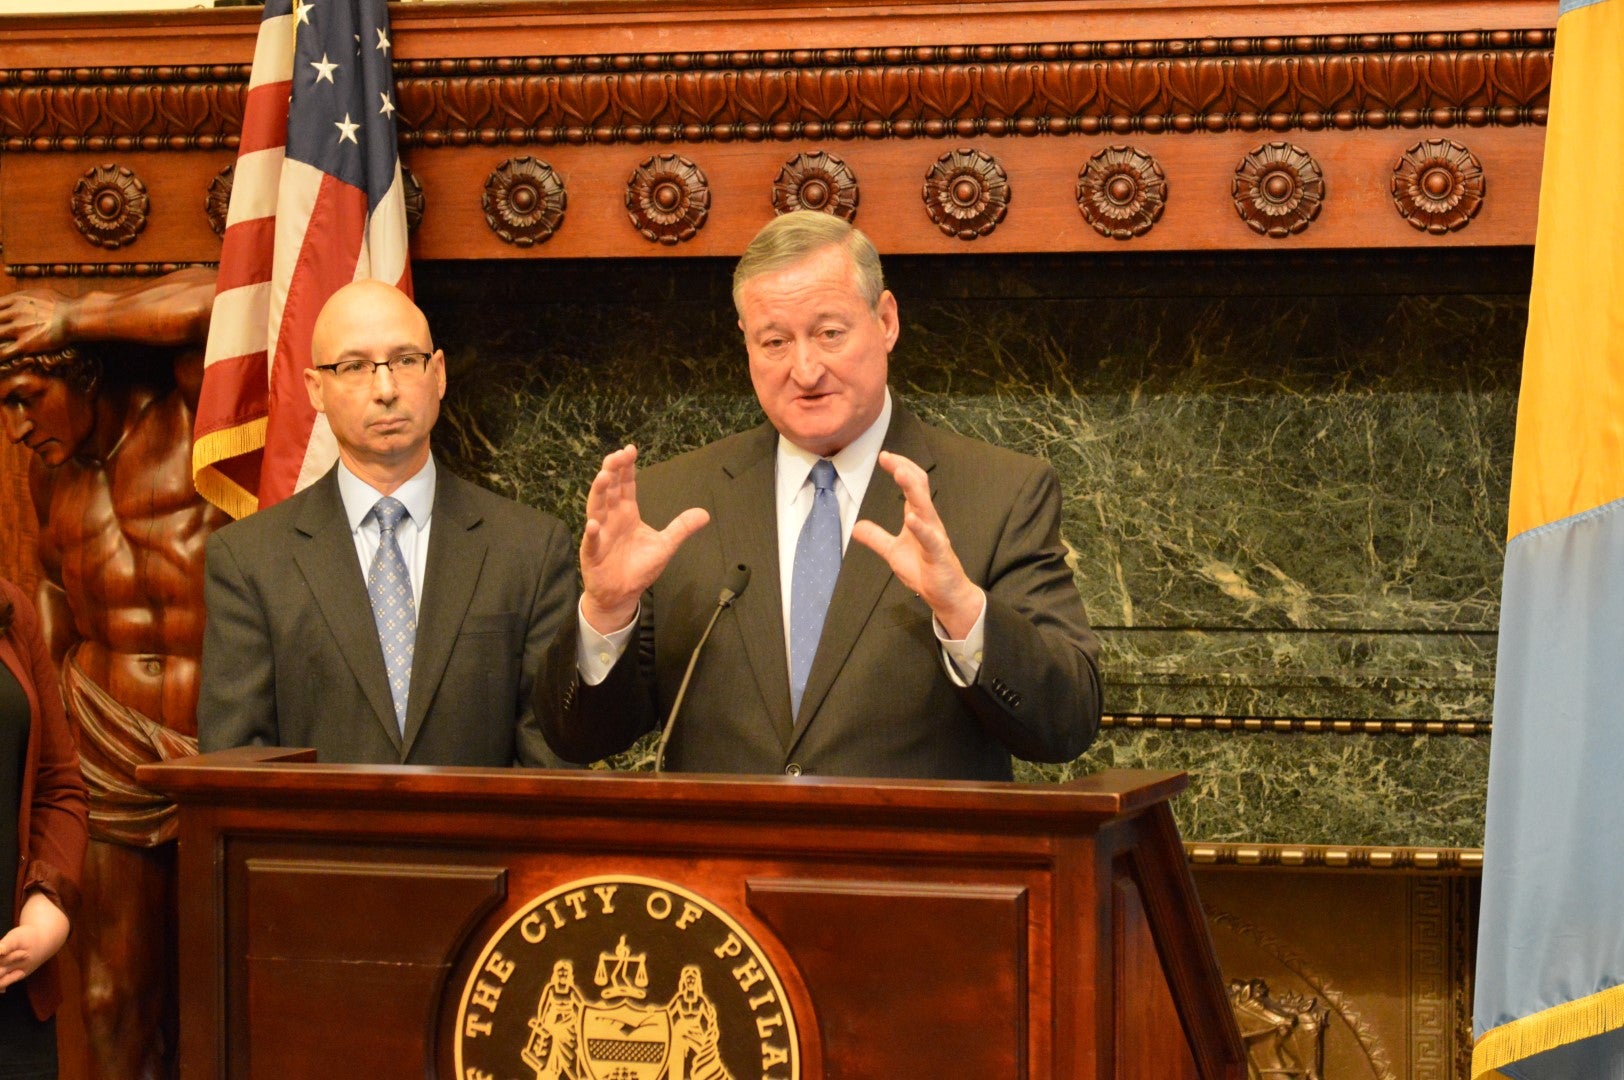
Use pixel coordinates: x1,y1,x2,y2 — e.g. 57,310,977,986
0,267,217,361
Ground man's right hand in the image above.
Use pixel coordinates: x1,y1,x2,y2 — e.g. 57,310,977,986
580,445,709,634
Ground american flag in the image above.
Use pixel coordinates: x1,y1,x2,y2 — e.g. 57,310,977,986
194,0,411,518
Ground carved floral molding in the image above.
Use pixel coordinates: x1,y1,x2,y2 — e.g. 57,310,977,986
0,32,1552,152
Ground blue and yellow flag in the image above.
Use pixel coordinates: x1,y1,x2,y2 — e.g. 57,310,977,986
1473,0,1624,1076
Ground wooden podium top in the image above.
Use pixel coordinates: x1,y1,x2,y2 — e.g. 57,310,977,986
141,746,1188,830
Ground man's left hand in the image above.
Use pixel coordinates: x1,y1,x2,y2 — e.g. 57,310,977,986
852,450,984,639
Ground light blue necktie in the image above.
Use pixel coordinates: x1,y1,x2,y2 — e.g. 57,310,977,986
367,497,416,735
790,459,842,720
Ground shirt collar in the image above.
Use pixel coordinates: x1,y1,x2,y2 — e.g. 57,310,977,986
775,387,892,504
337,455,437,532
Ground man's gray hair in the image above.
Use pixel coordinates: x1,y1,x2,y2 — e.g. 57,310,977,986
732,211,886,314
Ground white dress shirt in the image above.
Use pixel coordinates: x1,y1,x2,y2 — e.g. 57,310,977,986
335,456,436,602
579,389,986,687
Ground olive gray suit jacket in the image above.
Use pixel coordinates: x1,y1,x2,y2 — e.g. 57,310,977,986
199,461,574,767
533,406,1102,780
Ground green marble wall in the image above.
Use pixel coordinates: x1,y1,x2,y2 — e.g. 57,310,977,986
418,248,1528,848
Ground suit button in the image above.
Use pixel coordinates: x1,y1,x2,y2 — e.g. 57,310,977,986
785,763,802,776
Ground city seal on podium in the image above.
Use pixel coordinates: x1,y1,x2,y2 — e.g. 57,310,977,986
454,875,800,1080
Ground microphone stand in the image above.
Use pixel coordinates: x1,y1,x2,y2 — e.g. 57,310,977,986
654,563,750,773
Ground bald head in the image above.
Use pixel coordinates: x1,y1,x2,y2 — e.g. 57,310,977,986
311,279,432,368
304,278,446,493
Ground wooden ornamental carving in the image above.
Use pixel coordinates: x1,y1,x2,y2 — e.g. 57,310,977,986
922,148,1009,240
1232,143,1325,238
205,164,232,237
1077,146,1166,240
401,165,425,235
1391,139,1485,234
482,157,566,247
0,35,1554,153
0,22,1554,260
772,151,859,221
626,154,710,245
72,164,149,249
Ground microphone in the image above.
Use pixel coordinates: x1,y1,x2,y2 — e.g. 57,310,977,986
655,563,750,773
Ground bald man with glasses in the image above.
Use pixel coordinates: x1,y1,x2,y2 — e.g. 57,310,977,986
197,280,575,767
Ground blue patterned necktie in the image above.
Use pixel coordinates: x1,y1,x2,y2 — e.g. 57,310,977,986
790,459,842,720
367,497,416,735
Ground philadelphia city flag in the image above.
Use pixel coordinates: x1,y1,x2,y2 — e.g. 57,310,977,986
1473,0,1624,1075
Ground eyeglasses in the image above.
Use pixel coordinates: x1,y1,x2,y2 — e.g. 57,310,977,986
314,351,435,384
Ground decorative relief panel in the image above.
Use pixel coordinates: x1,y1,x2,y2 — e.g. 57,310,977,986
1229,979,1329,1080
483,157,566,247
0,34,1552,152
772,151,858,220
71,164,148,249
1233,143,1325,238
1209,908,1399,1080
1409,877,1477,1080
1391,139,1485,234
626,154,709,244
1077,146,1166,240
922,148,1008,240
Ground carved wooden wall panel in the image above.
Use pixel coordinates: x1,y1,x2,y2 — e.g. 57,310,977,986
0,3,1555,271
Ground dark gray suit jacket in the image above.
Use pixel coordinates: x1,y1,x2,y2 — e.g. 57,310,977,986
199,461,574,766
534,406,1102,780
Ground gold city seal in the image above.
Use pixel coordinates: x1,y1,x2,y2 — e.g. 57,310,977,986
454,875,801,1080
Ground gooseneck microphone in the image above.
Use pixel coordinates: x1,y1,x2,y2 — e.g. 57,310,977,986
654,563,751,773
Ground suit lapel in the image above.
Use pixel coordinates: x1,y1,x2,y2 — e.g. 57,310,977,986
403,468,487,758
789,407,936,753
291,470,403,754
710,424,795,745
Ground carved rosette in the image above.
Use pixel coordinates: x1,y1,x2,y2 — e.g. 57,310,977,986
772,152,858,221
482,157,566,247
206,164,233,237
922,148,1010,240
1077,146,1166,241
401,165,425,235
1391,139,1484,234
72,164,149,249
1232,143,1325,238
626,155,710,245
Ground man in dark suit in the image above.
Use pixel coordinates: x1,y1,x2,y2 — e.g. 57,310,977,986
198,280,573,766
533,211,1101,779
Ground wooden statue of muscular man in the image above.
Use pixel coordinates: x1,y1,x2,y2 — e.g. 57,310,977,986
0,268,225,1078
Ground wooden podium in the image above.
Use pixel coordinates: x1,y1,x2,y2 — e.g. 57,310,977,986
140,749,1244,1079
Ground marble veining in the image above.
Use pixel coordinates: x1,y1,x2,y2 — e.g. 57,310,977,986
418,251,1526,848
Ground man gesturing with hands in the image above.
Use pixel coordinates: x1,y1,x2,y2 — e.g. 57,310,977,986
534,211,1101,780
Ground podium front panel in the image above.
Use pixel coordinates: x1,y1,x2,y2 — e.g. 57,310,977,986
139,754,1240,1079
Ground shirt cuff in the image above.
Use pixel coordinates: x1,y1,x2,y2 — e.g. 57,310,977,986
934,588,987,687
577,598,639,685
23,858,81,922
